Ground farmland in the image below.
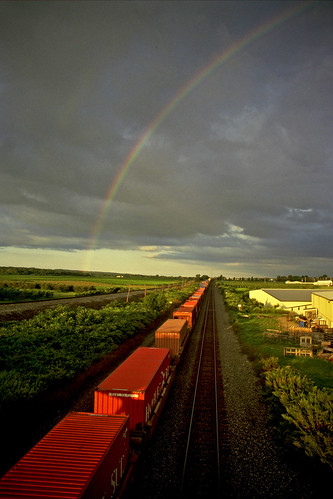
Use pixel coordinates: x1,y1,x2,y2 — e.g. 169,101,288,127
0,267,186,302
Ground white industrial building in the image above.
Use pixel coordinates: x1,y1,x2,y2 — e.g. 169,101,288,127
249,289,313,313
311,290,333,328
249,288,333,327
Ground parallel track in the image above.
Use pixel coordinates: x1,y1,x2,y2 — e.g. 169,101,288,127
179,286,224,497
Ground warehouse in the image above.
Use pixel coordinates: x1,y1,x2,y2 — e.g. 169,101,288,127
311,290,333,328
249,288,333,328
249,289,313,313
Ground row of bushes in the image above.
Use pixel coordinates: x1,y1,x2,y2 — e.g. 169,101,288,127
217,284,283,315
261,357,333,468
0,281,121,294
0,286,53,301
74,286,122,296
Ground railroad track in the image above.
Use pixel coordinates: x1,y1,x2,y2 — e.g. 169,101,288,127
124,283,228,498
179,285,225,497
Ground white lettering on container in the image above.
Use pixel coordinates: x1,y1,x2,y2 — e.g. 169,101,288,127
108,392,139,399
110,454,125,497
145,366,170,422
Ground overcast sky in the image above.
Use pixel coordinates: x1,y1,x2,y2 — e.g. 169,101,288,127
1,1,332,277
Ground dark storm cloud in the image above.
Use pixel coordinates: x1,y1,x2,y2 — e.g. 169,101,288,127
1,1,333,276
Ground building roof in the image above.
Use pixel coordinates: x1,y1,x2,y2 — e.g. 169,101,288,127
261,289,313,302
312,290,333,300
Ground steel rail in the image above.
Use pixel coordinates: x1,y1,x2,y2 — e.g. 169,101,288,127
179,285,220,497
212,292,221,494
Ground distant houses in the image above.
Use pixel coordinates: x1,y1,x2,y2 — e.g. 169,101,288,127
285,280,332,286
313,280,333,286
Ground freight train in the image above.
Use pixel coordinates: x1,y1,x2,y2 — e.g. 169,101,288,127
0,281,210,498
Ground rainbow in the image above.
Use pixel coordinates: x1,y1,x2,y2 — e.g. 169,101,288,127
84,1,313,270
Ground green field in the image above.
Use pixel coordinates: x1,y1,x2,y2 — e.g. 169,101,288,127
0,271,184,287
0,267,188,302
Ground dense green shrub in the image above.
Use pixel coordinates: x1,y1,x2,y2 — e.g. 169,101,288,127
263,361,333,468
0,285,53,301
0,281,122,297
143,291,168,312
0,301,156,407
216,281,283,315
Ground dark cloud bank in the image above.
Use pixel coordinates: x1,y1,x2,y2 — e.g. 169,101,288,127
1,1,333,276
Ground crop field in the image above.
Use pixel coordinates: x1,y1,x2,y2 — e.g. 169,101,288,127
0,268,186,302
0,273,183,288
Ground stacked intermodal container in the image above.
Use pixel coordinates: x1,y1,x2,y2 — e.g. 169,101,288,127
173,304,196,328
183,298,199,307
155,319,188,358
189,294,202,309
182,299,199,321
192,289,205,308
94,347,171,431
0,412,129,499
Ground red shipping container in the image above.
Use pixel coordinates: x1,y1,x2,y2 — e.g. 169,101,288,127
182,300,198,321
183,299,198,310
183,299,198,307
191,292,204,306
173,306,195,327
155,319,188,357
94,347,170,431
0,412,129,499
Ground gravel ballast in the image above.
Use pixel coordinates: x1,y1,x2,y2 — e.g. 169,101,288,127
214,286,304,497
